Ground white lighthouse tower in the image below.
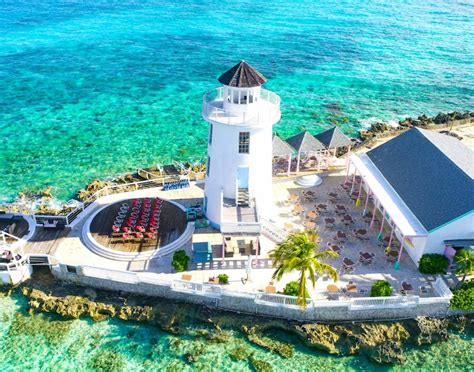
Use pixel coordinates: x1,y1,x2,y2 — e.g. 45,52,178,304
202,61,281,233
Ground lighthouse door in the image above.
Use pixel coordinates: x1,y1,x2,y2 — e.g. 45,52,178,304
237,167,249,188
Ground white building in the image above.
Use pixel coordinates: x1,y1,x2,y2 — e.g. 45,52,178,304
348,128,474,266
202,61,281,233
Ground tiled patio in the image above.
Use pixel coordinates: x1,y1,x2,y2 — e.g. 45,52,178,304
270,169,443,299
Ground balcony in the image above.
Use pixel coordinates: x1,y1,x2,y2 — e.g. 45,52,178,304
202,87,281,127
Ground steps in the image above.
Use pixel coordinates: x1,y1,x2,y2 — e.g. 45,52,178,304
27,254,54,266
237,188,249,206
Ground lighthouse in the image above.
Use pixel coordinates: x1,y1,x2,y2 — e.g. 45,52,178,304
202,61,281,232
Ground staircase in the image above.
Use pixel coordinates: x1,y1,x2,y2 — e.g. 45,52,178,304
261,219,288,243
26,254,57,266
237,188,249,206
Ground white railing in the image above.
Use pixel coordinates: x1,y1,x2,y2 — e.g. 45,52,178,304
202,87,281,126
220,222,262,234
0,230,20,247
255,292,312,308
433,277,453,299
81,265,140,284
260,218,288,243
171,279,222,297
349,295,419,310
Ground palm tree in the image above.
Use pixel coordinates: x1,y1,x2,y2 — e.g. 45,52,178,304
454,250,474,285
269,229,338,308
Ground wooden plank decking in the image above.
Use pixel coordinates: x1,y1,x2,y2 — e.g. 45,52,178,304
22,229,70,255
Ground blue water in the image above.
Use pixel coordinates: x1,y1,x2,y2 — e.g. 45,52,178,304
0,0,472,203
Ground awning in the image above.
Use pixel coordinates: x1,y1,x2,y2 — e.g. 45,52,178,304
351,154,428,237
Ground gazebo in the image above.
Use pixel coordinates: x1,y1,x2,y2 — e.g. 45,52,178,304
272,134,295,176
314,126,352,167
286,131,326,174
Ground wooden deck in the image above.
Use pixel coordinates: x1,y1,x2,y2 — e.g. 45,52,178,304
0,215,30,243
89,198,187,253
22,229,70,255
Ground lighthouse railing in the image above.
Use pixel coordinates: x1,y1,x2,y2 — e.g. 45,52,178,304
202,87,280,126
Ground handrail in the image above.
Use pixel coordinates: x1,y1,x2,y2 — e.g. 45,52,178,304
202,87,281,126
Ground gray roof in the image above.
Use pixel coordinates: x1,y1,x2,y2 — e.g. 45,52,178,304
272,135,294,157
286,131,326,154
367,128,474,231
314,126,352,148
218,61,267,88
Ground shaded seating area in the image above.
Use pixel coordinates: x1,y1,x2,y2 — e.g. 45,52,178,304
271,127,353,175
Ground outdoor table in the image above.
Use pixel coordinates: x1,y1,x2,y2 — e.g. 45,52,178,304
346,284,357,293
356,229,367,235
402,282,413,291
288,194,299,202
360,252,373,260
328,192,338,198
342,215,353,222
342,257,355,266
336,231,347,239
327,284,339,293
307,210,317,219
335,205,346,210
316,204,327,210
294,205,304,213
328,244,341,253
387,250,399,258
325,217,335,223
284,223,294,231
304,221,316,229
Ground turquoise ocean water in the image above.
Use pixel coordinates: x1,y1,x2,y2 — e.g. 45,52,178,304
0,1,473,369
1,293,473,371
0,0,473,202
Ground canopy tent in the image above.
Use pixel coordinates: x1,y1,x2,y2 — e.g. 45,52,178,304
272,134,295,176
286,131,326,173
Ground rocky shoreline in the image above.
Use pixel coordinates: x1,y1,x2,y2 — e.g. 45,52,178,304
1,110,472,216
3,270,472,367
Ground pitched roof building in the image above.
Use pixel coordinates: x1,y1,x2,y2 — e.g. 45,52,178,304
218,61,267,88
314,126,352,149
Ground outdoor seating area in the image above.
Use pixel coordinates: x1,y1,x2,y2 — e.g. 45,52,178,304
271,171,438,299
223,236,260,258
89,197,187,253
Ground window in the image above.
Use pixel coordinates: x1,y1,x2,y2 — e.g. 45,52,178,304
66,265,77,274
209,124,213,145
239,132,250,154
206,156,211,176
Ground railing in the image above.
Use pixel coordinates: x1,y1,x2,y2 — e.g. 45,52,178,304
349,295,419,310
433,277,453,299
255,292,312,308
81,265,140,284
0,230,20,247
260,218,288,243
32,178,178,227
171,279,222,297
202,87,281,126
220,222,262,234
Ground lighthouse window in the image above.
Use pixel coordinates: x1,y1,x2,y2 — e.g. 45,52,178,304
239,132,250,154
209,124,213,145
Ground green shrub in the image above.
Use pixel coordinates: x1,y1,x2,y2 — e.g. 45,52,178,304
283,281,309,298
370,280,392,297
217,274,229,284
419,254,449,274
450,280,474,310
172,250,189,272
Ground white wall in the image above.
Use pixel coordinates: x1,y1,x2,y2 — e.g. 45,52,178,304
425,213,474,255
204,121,273,225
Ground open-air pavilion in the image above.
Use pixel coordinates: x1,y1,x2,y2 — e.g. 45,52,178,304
286,131,326,174
346,127,474,268
314,126,353,167
272,134,295,176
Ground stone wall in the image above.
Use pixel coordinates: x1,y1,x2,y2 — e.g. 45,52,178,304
51,264,455,323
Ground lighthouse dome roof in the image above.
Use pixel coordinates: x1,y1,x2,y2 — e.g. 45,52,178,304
218,61,267,88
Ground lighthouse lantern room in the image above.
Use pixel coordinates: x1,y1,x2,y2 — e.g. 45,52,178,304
202,61,281,232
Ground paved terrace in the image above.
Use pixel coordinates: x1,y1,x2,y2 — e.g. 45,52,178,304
20,170,455,300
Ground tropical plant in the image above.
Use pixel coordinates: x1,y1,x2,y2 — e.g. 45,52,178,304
218,273,229,284
450,280,474,310
418,254,449,274
283,280,309,298
269,229,338,308
454,250,474,284
172,250,190,272
370,280,392,297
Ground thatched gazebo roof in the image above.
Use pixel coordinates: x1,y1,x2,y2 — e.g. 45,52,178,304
218,61,267,88
272,134,294,157
286,131,326,154
314,126,352,148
